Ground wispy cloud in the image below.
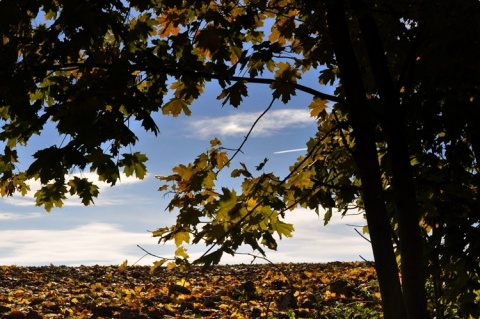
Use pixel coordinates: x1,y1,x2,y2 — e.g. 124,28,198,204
0,212,43,221
188,109,314,138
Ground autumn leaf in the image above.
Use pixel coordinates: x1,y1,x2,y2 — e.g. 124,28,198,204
194,26,225,58
270,62,301,103
162,98,191,117
175,246,189,259
215,151,229,170
0,262,383,318
308,97,328,118
156,9,183,37
174,231,190,246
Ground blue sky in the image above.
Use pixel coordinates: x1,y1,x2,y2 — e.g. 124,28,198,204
0,76,373,266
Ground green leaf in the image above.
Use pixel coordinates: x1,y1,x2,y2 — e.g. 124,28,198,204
324,208,333,226
255,158,269,171
67,176,100,206
271,220,294,239
87,150,120,185
262,232,278,250
120,152,148,179
34,183,67,212
216,81,248,107
196,249,223,268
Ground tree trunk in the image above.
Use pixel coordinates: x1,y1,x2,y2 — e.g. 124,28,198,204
326,2,407,319
352,3,429,318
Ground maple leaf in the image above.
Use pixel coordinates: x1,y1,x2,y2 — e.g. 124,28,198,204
156,9,183,38
67,176,100,205
194,26,225,58
174,231,190,246
119,152,148,179
162,98,191,117
216,81,248,107
270,62,301,103
175,246,189,259
308,97,328,118
271,220,294,239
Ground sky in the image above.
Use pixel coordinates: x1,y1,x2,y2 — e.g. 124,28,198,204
0,75,374,266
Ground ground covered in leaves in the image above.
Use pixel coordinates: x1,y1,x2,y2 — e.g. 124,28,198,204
0,262,383,318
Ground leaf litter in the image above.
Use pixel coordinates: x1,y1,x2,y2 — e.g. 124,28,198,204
0,262,382,318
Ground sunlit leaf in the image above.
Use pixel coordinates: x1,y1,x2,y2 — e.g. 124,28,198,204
162,98,191,117
308,97,328,118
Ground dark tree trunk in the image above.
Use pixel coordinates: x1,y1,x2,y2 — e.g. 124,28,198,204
326,2,407,319
352,3,429,318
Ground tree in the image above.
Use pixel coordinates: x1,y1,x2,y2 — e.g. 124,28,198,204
2,0,479,318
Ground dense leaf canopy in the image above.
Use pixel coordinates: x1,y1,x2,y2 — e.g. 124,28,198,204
1,0,480,318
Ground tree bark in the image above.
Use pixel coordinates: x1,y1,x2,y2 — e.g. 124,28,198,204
326,2,407,319
353,3,429,318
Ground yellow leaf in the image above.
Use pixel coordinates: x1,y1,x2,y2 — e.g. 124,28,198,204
308,97,328,118
216,151,229,170
174,231,190,246
162,98,191,117
246,198,257,210
117,259,128,273
175,278,190,287
164,303,176,312
175,246,189,258
210,138,222,147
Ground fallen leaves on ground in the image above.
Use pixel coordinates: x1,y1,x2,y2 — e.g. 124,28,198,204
0,262,382,318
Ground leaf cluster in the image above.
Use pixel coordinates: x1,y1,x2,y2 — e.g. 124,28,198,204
0,262,383,319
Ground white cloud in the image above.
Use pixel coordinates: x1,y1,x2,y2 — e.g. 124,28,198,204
0,208,372,266
0,223,167,266
4,172,148,207
188,109,314,138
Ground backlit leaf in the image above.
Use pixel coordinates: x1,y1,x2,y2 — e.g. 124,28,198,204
162,98,191,117
174,231,190,246
308,97,328,118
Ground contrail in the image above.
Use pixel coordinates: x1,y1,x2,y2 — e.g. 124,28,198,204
273,148,307,154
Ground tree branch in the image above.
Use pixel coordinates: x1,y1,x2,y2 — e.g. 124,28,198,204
47,62,346,104
224,96,277,167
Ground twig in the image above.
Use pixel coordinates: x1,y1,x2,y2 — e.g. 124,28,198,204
136,244,174,260
225,96,277,166
354,228,371,243
359,255,370,263
131,253,149,266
